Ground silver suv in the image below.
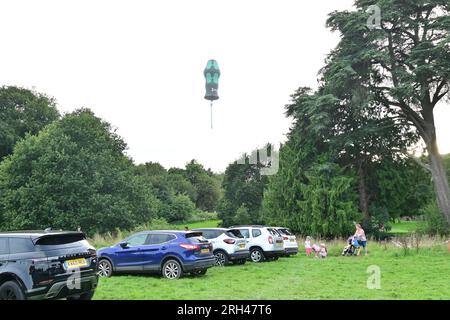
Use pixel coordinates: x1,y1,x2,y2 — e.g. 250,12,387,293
193,228,249,266
230,226,284,263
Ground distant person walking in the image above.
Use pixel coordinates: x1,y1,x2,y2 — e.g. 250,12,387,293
354,224,367,256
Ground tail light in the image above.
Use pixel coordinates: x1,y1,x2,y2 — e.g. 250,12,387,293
268,236,273,244
283,236,289,241
223,239,236,244
180,244,200,250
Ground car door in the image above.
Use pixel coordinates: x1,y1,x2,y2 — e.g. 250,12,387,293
0,238,9,271
142,233,176,271
114,233,148,271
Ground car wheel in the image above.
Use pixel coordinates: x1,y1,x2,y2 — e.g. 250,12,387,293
214,251,229,266
250,248,265,263
234,259,246,265
98,259,113,278
67,290,95,300
191,269,207,276
0,281,26,300
162,259,183,279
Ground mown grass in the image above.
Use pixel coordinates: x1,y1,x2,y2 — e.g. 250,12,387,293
94,241,450,300
388,221,423,235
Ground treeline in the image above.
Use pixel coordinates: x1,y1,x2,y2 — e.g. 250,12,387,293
0,86,222,235
218,0,450,237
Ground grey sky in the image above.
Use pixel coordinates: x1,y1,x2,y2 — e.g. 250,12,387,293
1,0,448,172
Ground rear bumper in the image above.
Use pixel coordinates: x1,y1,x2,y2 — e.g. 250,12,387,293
27,274,98,300
264,249,285,258
183,257,216,272
284,247,299,255
229,250,250,261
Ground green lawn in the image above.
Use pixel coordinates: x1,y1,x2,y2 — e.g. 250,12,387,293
388,221,423,235
94,243,450,300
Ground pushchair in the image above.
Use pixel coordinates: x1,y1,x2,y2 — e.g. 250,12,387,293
342,236,359,256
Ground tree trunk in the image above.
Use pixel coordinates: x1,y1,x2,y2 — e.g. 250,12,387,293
357,162,370,221
428,139,450,226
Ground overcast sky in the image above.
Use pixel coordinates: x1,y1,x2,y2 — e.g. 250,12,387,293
1,0,449,172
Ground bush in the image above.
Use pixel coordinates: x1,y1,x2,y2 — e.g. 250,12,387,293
164,194,196,222
419,202,449,236
234,205,252,225
188,211,218,222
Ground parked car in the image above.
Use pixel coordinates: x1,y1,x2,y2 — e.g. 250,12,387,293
192,228,249,266
274,227,298,256
0,230,98,300
230,226,284,263
97,230,215,279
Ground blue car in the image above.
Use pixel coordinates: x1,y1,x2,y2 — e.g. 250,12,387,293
97,230,215,279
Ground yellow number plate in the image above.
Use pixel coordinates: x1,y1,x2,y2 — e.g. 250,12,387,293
239,244,245,249
64,258,88,269
290,239,295,242
201,248,210,254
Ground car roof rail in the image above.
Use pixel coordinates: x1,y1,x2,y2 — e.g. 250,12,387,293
229,225,267,228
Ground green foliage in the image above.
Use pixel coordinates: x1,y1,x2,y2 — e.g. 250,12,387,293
0,86,60,160
218,148,270,227
164,194,196,222
419,202,449,236
234,205,252,225
0,109,157,235
185,160,221,212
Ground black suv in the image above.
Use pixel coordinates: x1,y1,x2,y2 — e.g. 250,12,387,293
0,230,98,300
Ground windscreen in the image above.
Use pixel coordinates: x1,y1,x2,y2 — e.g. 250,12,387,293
35,233,86,246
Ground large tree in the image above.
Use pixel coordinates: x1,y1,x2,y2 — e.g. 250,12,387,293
0,109,158,234
0,86,60,160
326,0,450,224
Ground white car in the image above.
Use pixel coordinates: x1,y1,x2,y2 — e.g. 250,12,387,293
274,227,298,256
231,225,285,263
193,228,250,266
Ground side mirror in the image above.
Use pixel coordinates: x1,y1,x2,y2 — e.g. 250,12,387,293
119,241,128,249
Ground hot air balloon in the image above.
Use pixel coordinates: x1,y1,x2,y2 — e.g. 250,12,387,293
204,59,220,129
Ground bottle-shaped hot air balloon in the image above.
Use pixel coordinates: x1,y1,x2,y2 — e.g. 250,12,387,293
204,59,220,128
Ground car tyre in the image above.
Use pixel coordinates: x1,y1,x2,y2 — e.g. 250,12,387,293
214,251,229,266
67,290,95,300
191,269,207,276
250,248,265,263
98,259,113,278
162,259,183,279
0,281,26,300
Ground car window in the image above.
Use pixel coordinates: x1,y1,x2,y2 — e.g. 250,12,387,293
252,229,262,238
147,234,175,245
126,234,148,247
267,228,279,236
225,229,244,238
278,228,292,236
199,230,214,239
0,238,9,255
186,233,209,244
9,237,35,253
239,229,250,238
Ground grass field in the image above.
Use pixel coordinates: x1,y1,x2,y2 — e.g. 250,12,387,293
94,241,450,300
388,221,423,235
